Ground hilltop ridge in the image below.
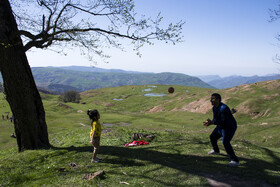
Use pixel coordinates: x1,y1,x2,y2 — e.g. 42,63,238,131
31,66,214,94
197,74,280,89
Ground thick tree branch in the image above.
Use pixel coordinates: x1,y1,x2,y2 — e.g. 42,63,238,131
23,36,71,51
56,27,140,40
18,30,37,40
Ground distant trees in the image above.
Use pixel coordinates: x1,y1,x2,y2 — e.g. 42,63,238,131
0,0,184,151
59,90,81,103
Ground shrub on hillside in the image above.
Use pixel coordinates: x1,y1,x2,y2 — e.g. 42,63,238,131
59,90,81,103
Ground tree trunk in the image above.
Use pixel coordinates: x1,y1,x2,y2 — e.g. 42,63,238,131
0,0,50,152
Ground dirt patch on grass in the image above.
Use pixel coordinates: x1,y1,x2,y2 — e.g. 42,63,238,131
171,96,232,114
148,96,235,114
259,79,280,90
226,83,255,93
105,103,115,107
174,96,192,101
80,90,103,97
58,103,72,109
240,84,253,91
183,97,211,114
252,108,271,119
263,93,279,100
225,87,239,94
237,100,272,118
147,106,165,113
236,100,251,114
171,96,211,114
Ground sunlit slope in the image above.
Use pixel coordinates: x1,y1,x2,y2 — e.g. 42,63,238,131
0,80,279,186
1,79,279,149
79,80,280,147
80,79,280,120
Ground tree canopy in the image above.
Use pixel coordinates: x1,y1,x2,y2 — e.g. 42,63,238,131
10,0,184,62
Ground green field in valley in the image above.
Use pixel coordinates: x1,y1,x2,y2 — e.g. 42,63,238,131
0,80,280,186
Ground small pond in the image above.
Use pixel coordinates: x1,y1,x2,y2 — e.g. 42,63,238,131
113,98,123,101
144,93,166,97
142,88,152,92
103,123,115,127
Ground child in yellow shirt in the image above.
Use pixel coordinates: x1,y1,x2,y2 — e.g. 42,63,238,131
87,109,102,163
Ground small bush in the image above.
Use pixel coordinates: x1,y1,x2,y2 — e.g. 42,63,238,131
59,90,81,103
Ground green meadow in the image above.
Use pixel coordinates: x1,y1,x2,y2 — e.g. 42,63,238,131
0,80,280,186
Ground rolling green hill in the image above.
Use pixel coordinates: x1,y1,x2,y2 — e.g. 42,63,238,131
0,80,279,186
31,67,214,93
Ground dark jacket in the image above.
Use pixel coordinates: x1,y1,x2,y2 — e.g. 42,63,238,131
212,102,237,129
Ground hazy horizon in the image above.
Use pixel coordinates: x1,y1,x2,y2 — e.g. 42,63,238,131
30,65,280,78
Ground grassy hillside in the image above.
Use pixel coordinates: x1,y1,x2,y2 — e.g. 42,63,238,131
31,67,214,93
0,80,280,186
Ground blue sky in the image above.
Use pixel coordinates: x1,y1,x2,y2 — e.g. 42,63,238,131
26,0,280,77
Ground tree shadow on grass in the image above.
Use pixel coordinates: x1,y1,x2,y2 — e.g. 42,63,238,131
54,144,280,186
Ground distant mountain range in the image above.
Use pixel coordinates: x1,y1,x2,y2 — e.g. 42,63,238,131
58,66,142,74
197,74,280,89
31,66,213,94
1,66,279,93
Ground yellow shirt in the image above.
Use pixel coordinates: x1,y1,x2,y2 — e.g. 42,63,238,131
90,121,101,138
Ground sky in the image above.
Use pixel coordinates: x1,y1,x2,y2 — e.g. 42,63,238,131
26,0,280,77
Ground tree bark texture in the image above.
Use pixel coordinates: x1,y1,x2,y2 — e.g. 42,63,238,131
0,0,50,151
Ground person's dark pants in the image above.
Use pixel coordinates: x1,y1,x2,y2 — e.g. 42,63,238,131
210,126,239,162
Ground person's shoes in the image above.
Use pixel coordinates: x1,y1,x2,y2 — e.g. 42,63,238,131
96,157,102,160
228,160,240,167
208,150,220,155
91,158,100,163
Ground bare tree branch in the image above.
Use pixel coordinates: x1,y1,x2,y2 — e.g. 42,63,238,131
11,0,184,60
40,0,54,31
68,4,117,16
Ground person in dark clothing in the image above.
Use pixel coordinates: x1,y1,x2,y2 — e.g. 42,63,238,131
203,93,240,166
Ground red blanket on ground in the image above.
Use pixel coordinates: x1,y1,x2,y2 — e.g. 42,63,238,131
124,140,149,147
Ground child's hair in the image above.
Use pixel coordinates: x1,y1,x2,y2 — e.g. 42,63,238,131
87,109,100,121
